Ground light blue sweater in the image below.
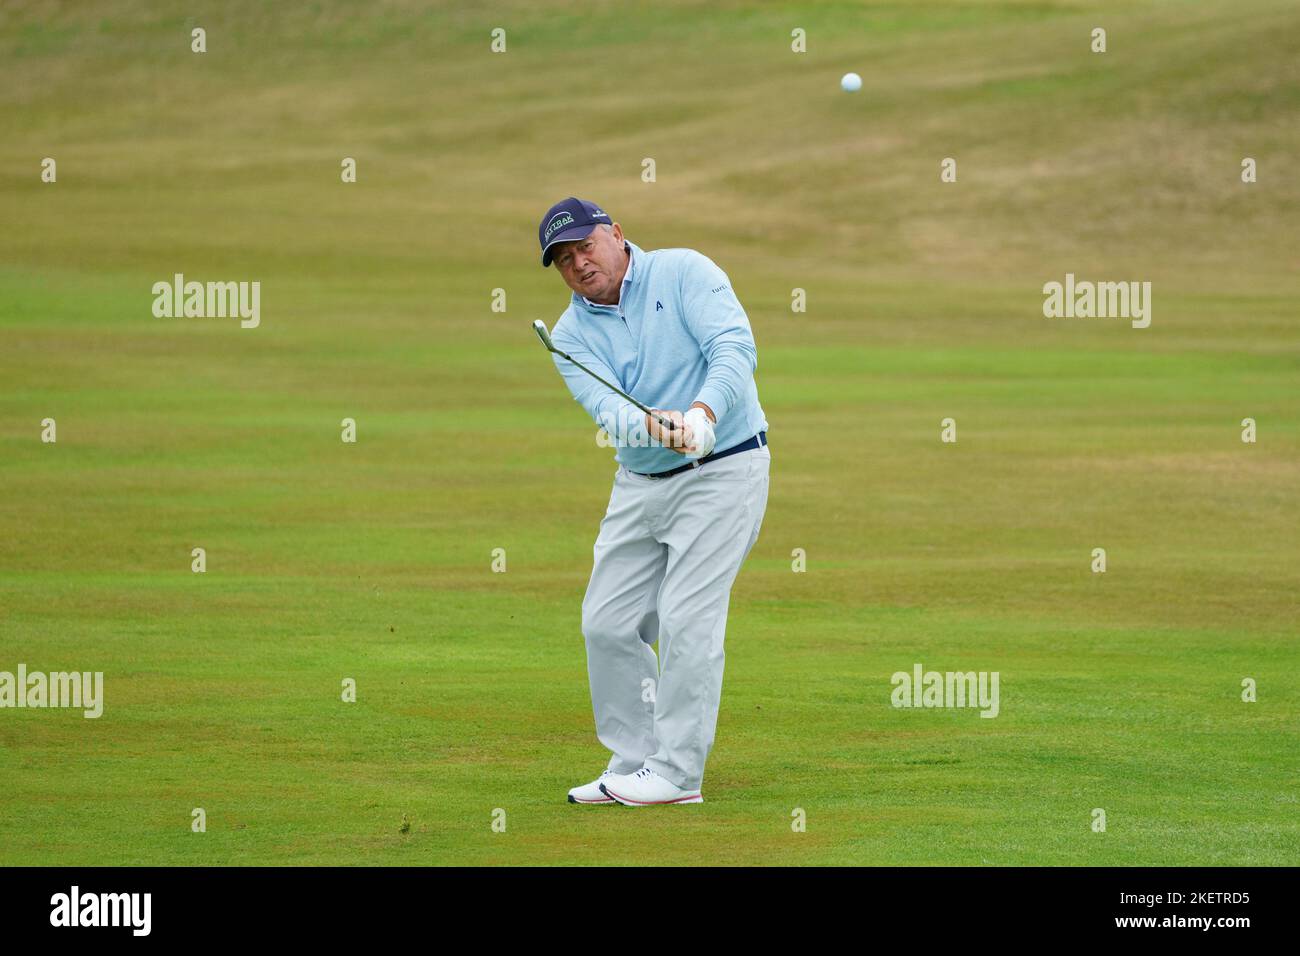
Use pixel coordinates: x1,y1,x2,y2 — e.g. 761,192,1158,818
549,239,768,473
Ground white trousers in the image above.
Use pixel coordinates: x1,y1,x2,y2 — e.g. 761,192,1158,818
580,442,770,790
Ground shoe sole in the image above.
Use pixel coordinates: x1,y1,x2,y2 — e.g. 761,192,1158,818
600,784,703,806
567,794,615,804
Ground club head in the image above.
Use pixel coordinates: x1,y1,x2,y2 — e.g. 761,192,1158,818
532,319,556,352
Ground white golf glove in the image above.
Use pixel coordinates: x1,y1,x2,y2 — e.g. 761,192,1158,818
682,407,716,459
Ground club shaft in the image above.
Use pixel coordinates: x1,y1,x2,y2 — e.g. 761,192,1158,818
554,349,677,431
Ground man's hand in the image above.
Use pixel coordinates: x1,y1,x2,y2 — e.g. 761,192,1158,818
645,409,694,454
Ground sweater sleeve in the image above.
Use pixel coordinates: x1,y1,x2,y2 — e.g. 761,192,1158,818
549,324,649,446
678,251,757,423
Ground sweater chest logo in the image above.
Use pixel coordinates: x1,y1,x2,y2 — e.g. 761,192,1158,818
655,300,663,311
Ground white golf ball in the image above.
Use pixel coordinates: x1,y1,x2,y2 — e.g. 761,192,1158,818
841,72,862,93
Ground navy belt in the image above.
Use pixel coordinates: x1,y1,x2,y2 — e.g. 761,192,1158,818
630,431,767,479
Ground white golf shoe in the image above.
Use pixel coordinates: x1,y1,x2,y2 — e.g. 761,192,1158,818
599,767,703,806
567,770,617,804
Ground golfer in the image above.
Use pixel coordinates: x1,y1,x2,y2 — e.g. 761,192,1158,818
537,197,770,806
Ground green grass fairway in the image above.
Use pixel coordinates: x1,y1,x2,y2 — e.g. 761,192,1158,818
1,0,1297,865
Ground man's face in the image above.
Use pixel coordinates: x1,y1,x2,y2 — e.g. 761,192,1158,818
551,223,627,304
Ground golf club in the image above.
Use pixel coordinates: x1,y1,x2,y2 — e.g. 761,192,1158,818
532,319,679,432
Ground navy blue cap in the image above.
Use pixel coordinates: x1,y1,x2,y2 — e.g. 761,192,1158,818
538,197,612,267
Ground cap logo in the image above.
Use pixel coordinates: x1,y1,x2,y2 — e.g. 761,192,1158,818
544,211,576,243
